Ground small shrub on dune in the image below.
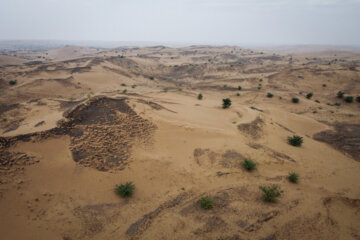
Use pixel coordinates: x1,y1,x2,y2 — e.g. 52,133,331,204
337,91,344,99
122,89,127,94
306,93,313,99
199,196,214,210
292,98,299,103
222,98,231,109
236,93,240,96
267,93,274,98
149,76,155,80
344,96,354,103
8,80,17,85
356,96,360,103
322,84,327,87
288,172,299,183
242,158,257,171
288,135,303,147
259,185,283,203
238,86,242,91
197,93,203,100
115,182,135,198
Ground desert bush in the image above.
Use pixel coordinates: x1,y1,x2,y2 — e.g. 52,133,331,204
121,83,126,86
238,86,242,91
122,89,127,94
292,98,299,103
115,182,135,198
149,76,154,80
334,102,341,106
315,100,320,103
198,93,203,100
306,93,313,99
267,93,274,98
322,84,327,87
236,93,240,96
242,158,256,171
288,172,299,183
288,135,303,147
132,85,136,88
337,91,344,98
223,84,227,88
199,196,214,210
8,80,17,85
163,88,168,92
356,96,360,103
259,185,283,203
222,98,231,109
344,96,353,103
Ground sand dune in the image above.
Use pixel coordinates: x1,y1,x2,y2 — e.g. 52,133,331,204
0,45,359,240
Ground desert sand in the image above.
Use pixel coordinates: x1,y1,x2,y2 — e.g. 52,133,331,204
0,45,360,240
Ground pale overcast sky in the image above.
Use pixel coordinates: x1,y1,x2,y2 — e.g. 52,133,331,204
0,0,359,45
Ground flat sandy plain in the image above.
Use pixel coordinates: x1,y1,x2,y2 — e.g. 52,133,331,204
0,45,360,240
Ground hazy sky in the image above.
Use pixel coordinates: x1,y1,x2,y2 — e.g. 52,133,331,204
1,0,360,45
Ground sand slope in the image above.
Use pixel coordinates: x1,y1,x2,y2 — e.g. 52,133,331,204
0,45,360,240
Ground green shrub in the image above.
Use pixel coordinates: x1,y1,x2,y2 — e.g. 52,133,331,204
8,80,17,85
337,91,344,98
344,96,353,103
322,84,327,87
334,102,341,106
306,93,313,99
238,86,242,91
288,172,299,183
242,158,257,171
115,182,135,198
122,89,127,94
222,98,231,109
267,93,274,98
223,84,227,88
292,98,299,103
199,196,214,210
121,83,126,86
259,185,283,203
149,76,155,80
356,96,360,103
288,135,303,147
236,93,240,96
198,93,203,100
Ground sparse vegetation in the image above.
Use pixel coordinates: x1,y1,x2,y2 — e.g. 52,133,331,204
122,89,127,94
334,102,341,106
121,83,126,86
197,93,203,100
322,84,327,87
199,196,214,210
288,135,303,147
242,158,257,171
315,100,320,103
163,88,168,92
288,172,299,183
356,96,360,103
238,86,242,91
222,98,231,109
344,96,353,103
236,93,240,96
149,76,155,80
8,80,17,85
259,185,283,203
337,91,344,98
115,182,135,198
267,93,274,98
306,93,313,99
292,98,299,103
